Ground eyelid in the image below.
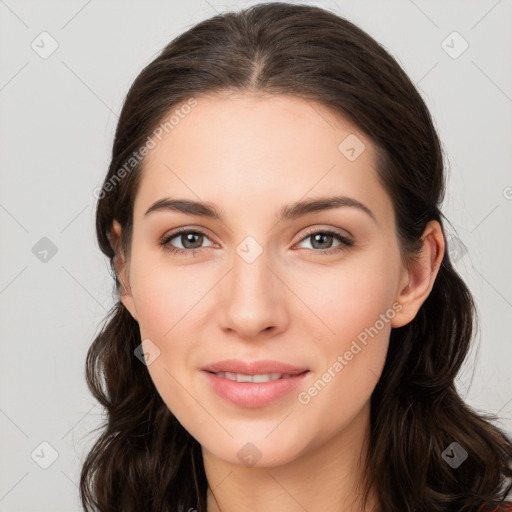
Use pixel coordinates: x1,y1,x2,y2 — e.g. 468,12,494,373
294,225,354,244
292,227,355,255
159,226,217,248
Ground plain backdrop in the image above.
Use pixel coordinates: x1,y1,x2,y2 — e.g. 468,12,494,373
1,0,511,510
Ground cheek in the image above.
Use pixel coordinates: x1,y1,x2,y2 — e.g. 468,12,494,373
128,252,205,420
328,270,396,344
292,245,400,345
127,246,214,389
129,247,205,339
291,250,399,417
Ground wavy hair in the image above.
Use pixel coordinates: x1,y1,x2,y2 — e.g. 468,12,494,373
80,2,512,511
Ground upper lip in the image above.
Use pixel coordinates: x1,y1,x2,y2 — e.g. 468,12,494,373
201,359,309,375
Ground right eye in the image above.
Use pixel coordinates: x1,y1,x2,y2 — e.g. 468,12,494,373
160,229,215,256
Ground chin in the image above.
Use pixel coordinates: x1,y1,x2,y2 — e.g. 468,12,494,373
202,432,310,468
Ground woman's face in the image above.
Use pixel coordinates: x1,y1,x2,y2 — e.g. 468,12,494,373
117,93,412,467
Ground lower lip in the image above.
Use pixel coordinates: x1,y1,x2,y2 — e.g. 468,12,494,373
202,370,309,408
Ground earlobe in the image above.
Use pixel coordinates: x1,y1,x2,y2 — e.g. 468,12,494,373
109,219,139,322
391,221,445,328
118,272,138,323
119,286,139,323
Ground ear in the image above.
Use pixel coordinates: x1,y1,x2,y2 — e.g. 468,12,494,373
109,219,139,322
391,220,445,328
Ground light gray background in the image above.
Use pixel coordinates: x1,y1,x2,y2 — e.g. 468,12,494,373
1,1,511,510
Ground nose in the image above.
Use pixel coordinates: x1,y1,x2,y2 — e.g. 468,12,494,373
216,246,290,339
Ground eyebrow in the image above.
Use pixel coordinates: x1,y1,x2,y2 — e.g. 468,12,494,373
144,195,376,223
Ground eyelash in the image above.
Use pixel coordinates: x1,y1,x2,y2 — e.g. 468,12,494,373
159,227,354,257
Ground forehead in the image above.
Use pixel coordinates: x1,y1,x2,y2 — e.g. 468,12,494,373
133,93,391,223
144,92,369,167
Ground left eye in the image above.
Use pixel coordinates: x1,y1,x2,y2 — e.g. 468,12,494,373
295,230,353,253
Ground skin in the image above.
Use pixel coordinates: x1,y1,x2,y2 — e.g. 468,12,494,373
110,93,444,512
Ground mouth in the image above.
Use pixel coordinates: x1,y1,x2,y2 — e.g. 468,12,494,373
201,362,310,408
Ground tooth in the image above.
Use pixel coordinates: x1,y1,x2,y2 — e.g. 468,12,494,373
236,374,253,383
215,372,289,382
252,374,271,383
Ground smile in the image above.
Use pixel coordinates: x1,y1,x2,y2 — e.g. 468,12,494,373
203,370,310,408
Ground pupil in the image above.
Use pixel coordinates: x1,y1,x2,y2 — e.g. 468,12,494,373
183,233,202,249
313,233,332,249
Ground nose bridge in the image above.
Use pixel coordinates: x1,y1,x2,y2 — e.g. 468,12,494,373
217,235,287,336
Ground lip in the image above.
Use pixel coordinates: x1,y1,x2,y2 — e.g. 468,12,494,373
202,370,309,408
200,359,309,375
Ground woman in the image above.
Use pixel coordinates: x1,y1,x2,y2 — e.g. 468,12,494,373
80,2,512,511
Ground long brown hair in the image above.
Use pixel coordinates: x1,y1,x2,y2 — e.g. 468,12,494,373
80,3,512,511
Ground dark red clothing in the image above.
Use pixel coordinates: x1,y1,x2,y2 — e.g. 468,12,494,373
477,503,512,511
